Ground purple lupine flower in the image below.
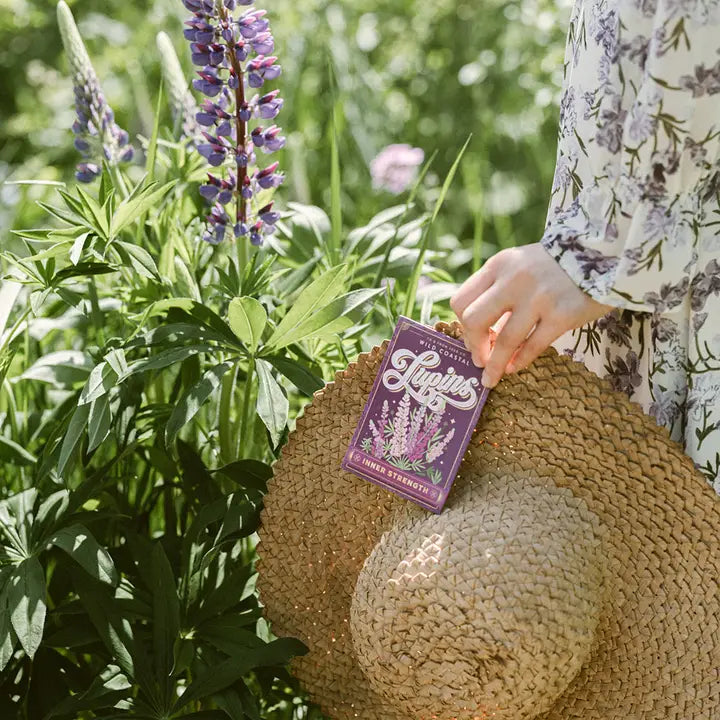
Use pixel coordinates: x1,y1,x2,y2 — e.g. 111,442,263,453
368,420,383,458
182,0,285,247
406,406,425,452
389,394,411,458
370,144,425,195
58,1,134,183
373,400,389,457
426,428,455,463
406,407,444,461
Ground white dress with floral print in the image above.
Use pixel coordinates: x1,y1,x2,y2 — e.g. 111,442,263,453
540,0,720,493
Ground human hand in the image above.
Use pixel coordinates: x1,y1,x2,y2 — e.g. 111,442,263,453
450,243,614,388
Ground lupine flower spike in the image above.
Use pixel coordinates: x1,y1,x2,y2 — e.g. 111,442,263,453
182,0,285,246
157,31,202,142
57,1,134,183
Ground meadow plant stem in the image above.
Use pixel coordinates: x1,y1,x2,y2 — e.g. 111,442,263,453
87,279,105,346
237,235,248,276
372,149,436,289
239,356,255,458
218,361,239,464
22,321,30,426
461,155,485,272
472,206,485,272
329,101,342,266
372,204,411,289
0,305,32,357
111,164,130,199
2,380,19,442
153,373,164,405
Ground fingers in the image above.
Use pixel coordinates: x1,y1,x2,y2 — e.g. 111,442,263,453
456,286,512,368
492,311,513,335
450,265,495,318
506,321,561,375
481,309,538,388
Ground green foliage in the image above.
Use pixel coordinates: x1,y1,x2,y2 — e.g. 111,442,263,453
2,0,569,262
0,0,571,715
0,16,470,712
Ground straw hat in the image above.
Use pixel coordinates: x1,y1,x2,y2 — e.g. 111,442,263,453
256,320,720,719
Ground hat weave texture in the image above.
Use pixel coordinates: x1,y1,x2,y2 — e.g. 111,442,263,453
257,321,720,720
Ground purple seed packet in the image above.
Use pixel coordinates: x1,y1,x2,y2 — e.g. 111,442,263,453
341,316,490,513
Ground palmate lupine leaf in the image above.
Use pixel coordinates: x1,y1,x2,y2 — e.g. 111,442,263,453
265,264,347,349
171,637,308,714
135,298,242,350
0,488,39,556
150,542,180,708
72,570,158,706
7,557,46,658
109,180,176,238
262,354,324,396
265,264,383,350
43,663,131,719
212,459,272,493
0,437,36,466
165,361,235,445
255,359,288,448
48,524,118,586
0,576,16,672
228,297,267,354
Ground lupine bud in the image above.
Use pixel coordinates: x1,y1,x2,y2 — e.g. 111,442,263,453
157,31,201,143
182,0,285,246
58,0,134,182
76,162,101,183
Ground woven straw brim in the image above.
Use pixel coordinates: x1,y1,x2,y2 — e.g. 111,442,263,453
257,321,720,719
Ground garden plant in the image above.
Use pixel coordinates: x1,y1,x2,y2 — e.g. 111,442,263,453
0,0,571,715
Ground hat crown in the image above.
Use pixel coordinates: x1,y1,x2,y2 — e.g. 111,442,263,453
350,472,609,719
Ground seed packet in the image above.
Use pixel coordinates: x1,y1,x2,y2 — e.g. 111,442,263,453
341,316,490,513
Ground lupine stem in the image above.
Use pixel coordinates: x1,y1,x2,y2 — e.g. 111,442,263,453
238,356,255,458
111,164,130,200
237,231,248,274
218,360,239,464
218,3,248,229
87,279,105,346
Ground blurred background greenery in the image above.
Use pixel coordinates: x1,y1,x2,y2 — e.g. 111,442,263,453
1,0,570,271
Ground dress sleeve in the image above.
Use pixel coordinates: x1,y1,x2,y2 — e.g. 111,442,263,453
540,0,720,314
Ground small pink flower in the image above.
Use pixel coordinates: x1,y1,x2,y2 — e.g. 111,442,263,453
370,143,425,195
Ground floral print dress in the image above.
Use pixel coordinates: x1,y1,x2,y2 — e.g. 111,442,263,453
539,0,720,493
